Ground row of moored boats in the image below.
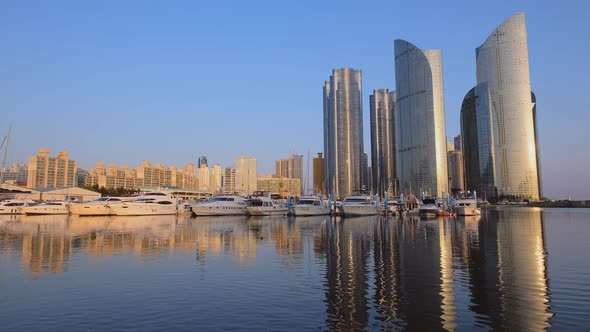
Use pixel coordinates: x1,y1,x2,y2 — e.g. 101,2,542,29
0,190,481,218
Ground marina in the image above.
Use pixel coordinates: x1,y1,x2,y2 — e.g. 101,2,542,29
1,207,589,330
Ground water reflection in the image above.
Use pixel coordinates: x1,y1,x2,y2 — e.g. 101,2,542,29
0,208,556,330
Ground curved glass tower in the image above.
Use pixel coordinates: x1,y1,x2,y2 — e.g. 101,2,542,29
370,89,396,197
394,40,448,197
475,12,540,199
323,68,364,199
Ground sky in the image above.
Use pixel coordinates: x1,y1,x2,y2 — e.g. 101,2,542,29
1,0,589,199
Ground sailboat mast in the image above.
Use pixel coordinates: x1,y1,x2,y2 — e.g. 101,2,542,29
0,125,11,184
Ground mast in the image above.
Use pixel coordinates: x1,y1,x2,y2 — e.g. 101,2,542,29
0,124,11,184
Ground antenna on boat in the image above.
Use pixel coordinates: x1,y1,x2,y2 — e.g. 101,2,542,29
0,124,12,184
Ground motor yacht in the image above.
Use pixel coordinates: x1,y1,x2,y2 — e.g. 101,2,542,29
108,192,179,216
191,195,248,216
419,197,442,218
339,192,378,217
69,197,127,216
453,192,481,216
21,201,70,215
245,191,288,216
0,199,37,215
291,196,330,216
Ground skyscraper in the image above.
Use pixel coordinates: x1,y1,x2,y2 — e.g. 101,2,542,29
394,40,448,197
209,163,222,194
323,68,364,199
198,164,209,192
462,12,540,200
223,166,236,194
198,155,208,169
370,89,396,197
235,156,257,195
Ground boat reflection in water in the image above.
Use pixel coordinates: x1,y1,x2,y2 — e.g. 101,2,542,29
0,208,556,330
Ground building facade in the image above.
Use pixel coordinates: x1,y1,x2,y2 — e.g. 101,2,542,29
83,161,198,190
275,155,303,194
323,68,364,199
235,156,257,195
257,176,301,198
447,150,464,194
394,40,448,197
223,166,236,194
209,163,222,194
198,164,209,192
27,148,76,189
0,163,28,186
462,12,540,200
370,89,397,197
312,153,324,195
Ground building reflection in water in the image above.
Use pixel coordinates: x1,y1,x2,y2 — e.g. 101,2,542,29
0,208,552,329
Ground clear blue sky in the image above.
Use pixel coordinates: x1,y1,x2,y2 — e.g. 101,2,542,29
1,0,588,199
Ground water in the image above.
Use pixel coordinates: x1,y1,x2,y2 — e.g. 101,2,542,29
0,207,589,331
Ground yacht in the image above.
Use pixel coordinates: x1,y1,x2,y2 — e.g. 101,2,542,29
291,196,330,216
0,200,36,215
419,197,442,218
69,197,127,216
340,192,378,217
454,192,481,216
191,195,248,216
245,191,288,216
108,192,179,216
21,201,69,215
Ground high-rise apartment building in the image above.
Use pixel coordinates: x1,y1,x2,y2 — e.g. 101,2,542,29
312,153,324,195
454,135,462,152
223,166,236,194
235,156,257,195
323,68,364,199
257,175,301,198
209,163,222,194
370,89,396,197
198,164,209,192
83,161,198,190
275,155,303,194
394,40,448,197
447,150,464,194
462,12,540,200
27,148,76,188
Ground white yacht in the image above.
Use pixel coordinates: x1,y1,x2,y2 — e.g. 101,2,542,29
108,192,179,216
0,200,36,215
340,192,378,217
419,197,442,218
291,196,330,216
191,195,248,216
454,192,481,216
21,201,70,215
69,197,127,216
245,191,288,216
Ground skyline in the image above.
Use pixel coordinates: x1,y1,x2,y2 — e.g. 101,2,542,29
2,1,589,199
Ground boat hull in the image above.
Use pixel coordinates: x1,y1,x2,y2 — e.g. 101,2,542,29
21,208,69,215
69,204,114,216
192,206,246,216
291,206,331,216
454,206,481,216
245,207,288,216
340,205,378,217
109,204,178,216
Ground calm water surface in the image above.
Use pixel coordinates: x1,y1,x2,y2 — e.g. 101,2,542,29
0,207,589,331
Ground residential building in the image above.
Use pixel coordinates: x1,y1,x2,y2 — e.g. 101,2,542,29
323,68,364,199
312,153,324,195
462,12,540,200
257,175,301,198
223,166,236,193
0,163,28,186
235,156,257,195
394,40,448,197
27,148,76,188
209,163,222,194
370,89,396,197
275,155,303,194
198,155,208,169
447,150,464,195
198,164,209,192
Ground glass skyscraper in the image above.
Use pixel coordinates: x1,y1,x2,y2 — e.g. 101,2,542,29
462,12,540,200
370,89,396,197
394,40,448,198
323,68,364,199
